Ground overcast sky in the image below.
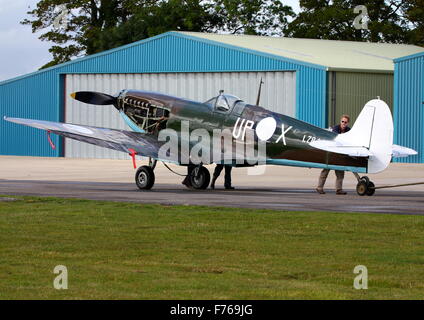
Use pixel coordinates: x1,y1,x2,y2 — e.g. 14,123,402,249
0,0,301,82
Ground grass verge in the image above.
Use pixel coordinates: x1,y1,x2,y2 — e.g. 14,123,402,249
0,195,423,299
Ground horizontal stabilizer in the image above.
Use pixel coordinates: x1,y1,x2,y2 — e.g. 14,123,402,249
310,140,372,157
392,144,418,158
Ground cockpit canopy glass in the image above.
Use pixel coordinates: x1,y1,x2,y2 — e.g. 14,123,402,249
205,94,243,112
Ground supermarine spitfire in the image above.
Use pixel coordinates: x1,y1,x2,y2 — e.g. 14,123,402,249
4,88,417,195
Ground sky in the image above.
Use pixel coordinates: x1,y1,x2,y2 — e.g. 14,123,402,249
0,0,301,82
0,0,52,82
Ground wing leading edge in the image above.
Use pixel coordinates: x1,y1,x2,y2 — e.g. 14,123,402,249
4,116,168,161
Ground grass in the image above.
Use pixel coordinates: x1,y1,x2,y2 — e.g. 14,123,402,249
0,195,424,299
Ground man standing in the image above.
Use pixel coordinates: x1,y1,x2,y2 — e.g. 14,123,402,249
316,115,351,195
210,164,234,190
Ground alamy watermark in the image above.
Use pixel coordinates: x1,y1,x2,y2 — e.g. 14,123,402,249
157,121,270,175
353,265,368,290
53,265,68,290
353,5,370,30
53,5,69,30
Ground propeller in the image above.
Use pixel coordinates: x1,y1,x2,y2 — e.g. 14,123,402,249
70,91,117,105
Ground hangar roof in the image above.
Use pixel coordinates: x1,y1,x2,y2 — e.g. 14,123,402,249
394,51,424,63
2,31,423,87
180,32,424,73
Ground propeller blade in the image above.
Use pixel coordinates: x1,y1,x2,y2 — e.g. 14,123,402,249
71,91,116,105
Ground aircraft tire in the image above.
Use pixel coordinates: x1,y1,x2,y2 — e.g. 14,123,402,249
190,166,210,190
360,176,370,184
356,181,368,196
135,166,155,190
366,181,375,196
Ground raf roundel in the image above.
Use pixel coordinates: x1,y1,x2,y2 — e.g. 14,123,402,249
255,117,277,141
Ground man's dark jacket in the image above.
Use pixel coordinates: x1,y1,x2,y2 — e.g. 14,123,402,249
332,124,351,134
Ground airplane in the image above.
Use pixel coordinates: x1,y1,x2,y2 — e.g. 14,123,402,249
4,88,417,196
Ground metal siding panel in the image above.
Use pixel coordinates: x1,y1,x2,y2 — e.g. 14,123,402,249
394,55,423,163
65,74,129,159
0,72,61,157
296,68,326,127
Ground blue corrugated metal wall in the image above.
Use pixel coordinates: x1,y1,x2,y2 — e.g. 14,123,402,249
394,52,424,163
0,32,327,157
0,72,62,157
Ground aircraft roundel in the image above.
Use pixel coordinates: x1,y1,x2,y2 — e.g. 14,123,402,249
256,117,277,141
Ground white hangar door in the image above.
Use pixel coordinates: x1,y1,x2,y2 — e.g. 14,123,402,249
65,71,296,159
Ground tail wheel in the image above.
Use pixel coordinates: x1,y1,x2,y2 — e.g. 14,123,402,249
356,179,376,196
356,181,368,196
135,166,155,190
189,166,210,190
360,176,370,184
366,181,375,196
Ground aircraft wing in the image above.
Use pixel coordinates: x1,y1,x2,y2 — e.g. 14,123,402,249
4,117,165,160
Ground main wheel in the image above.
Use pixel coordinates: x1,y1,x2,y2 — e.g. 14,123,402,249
189,166,210,190
356,181,368,196
366,181,375,196
135,166,155,190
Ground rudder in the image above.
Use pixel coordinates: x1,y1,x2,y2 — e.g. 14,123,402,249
335,99,393,173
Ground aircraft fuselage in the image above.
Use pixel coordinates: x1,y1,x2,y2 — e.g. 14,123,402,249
117,90,368,171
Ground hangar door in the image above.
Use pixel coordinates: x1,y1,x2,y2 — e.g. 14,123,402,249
327,71,393,126
65,71,296,159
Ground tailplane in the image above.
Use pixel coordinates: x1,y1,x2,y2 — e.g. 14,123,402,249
335,99,393,173
311,99,418,173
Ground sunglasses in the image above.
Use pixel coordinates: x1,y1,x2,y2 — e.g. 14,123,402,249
341,120,348,123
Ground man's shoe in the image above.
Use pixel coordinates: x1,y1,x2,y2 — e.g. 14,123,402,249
316,188,325,194
336,190,347,195
182,177,192,188
225,186,235,190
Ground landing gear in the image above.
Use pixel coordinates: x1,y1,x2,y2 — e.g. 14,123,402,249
189,166,210,190
366,182,376,196
134,160,210,190
135,158,157,190
356,181,368,196
354,173,375,196
135,166,155,190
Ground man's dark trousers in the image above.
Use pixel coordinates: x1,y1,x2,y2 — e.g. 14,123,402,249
213,164,232,188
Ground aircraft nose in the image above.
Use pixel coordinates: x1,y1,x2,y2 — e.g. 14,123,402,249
70,91,117,105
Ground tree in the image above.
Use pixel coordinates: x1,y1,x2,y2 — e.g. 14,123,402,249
22,0,296,69
21,0,146,68
402,0,424,46
211,0,295,35
285,0,411,44
92,0,222,53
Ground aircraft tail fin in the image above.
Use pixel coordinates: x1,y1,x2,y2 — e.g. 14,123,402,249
335,99,393,174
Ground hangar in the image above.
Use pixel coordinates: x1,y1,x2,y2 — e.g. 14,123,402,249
0,31,423,160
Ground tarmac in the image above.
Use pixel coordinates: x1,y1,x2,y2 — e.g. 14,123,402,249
0,156,423,215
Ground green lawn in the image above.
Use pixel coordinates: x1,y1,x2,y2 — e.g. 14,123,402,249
0,195,423,299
